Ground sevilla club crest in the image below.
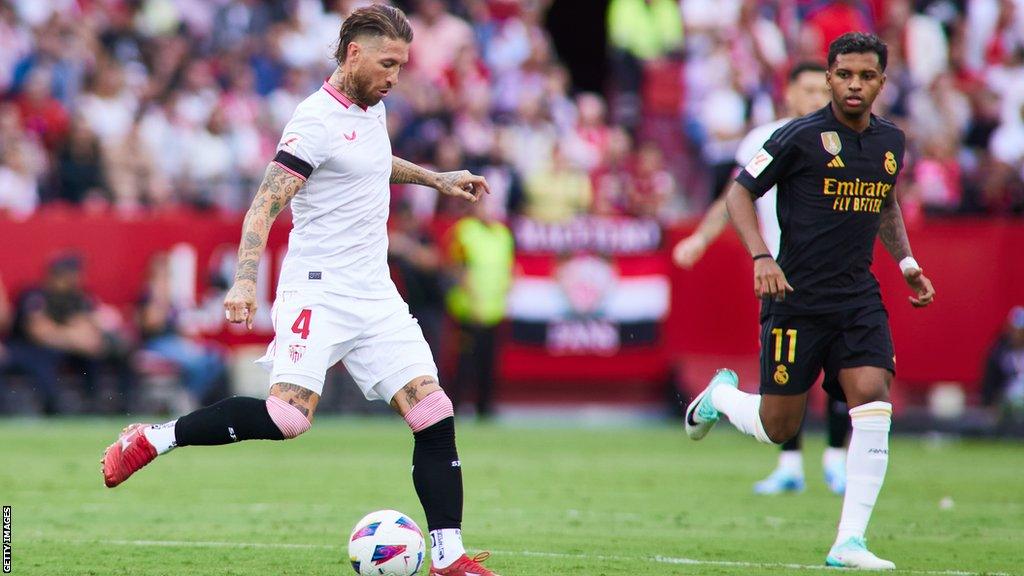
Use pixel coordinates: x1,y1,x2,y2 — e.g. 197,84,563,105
289,344,307,363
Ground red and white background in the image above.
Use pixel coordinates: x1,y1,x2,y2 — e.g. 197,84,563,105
2,209,1022,407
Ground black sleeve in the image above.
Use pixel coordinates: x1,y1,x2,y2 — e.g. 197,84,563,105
734,127,801,198
273,150,314,180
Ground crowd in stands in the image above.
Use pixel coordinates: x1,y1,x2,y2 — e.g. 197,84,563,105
0,0,1022,221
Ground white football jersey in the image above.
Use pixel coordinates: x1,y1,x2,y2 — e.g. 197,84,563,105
272,81,399,298
735,118,790,258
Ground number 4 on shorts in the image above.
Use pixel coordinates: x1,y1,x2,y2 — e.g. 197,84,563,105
291,309,312,339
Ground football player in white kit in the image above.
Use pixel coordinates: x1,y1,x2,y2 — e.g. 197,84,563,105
103,6,500,575
672,63,854,496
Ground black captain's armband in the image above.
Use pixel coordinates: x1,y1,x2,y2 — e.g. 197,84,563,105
273,150,314,180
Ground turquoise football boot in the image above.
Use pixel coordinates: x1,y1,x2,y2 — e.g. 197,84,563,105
826,537,895,570
684,368,739,440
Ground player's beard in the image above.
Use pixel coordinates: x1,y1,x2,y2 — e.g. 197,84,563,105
349,69,382,107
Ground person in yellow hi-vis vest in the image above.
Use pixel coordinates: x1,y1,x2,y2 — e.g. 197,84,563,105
445,197,514,418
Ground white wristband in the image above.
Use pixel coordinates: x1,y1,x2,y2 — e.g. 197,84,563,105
899,257,920,274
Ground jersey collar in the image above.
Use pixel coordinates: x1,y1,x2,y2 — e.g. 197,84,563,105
825,102,877,134
321,80,369,111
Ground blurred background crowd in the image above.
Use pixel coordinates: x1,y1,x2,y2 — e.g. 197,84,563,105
1,0,1022,221
1,0,1023,426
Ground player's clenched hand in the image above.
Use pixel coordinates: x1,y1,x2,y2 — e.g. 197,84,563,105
903,267,935,308
436,170,489,202
754,257,794,301
224,280,258,329
672,234,708,269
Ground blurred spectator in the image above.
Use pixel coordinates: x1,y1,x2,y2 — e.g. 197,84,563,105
909,135,964,214
606,0,683,128
590,127,636,216
408,0,476,85
13,67,69,151
476,130,525,219
501,93,557,178
4,254,133,414
444,195,514,418
523,143,593,223
137,253,226,407
453,85,497,165
987,101,1024,213
562,92,611,171
104,115,171,211
389,202,446,359
799,0,874,61
54,116,107,206
630,140,679,220
0,136,40,218
981,306,1024,425
78,59,138,143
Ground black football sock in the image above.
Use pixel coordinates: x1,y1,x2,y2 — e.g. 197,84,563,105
827,398,851,448
175,396,285,446
412,417,463,531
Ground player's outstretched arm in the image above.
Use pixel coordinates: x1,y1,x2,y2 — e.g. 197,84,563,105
225,163,305,329
391,155,489,202
673,196,730,268
878,197,935,308
726,181,793,301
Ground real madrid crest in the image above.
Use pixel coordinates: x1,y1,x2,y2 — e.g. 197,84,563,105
773,364,789,385
820,131,842,156
884,151,897,175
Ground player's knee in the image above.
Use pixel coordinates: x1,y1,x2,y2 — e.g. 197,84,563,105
762,415,802,444
845,382,890,407
266,396,312,439
404,389,454,433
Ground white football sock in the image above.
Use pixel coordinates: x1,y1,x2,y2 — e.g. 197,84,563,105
778,450,804,474
835,402,891,546
710,386,774,444
823,447,846,469
143,420,178,455
430,528,465,569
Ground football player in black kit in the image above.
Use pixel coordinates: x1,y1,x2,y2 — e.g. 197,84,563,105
683,32,935,570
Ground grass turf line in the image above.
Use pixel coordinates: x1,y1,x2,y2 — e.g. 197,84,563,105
0,417,1020,575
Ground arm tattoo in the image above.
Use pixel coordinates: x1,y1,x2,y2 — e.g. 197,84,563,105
877,198,912,261
391,156,440,187
235,163,304,283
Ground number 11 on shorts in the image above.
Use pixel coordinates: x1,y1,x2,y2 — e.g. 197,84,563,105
291,309,312,339
772,328,797,363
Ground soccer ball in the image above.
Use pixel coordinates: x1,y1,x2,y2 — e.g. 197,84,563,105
348,509,425,576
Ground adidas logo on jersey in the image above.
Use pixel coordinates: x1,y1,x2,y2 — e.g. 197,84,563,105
827,156,846,168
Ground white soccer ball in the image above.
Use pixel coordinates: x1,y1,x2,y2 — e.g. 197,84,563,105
348,509,425,576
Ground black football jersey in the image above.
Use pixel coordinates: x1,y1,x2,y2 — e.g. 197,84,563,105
735,104,906,315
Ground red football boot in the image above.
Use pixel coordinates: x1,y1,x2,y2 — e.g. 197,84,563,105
102,423,157,488
429,552,501,576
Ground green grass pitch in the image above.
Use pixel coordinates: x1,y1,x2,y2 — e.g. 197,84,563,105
1,417,1021,575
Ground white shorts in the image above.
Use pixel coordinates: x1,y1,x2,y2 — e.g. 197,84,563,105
255,289,438,402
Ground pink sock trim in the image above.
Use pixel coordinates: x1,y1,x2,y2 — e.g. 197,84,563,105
404,391,454,433
266,396,311,438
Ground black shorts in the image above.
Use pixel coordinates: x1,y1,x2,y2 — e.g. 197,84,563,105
759,305,895,400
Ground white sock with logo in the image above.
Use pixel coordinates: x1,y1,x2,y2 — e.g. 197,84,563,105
710,386,774,444
430,528,465,569
142,420,178,455
835,402,891,546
